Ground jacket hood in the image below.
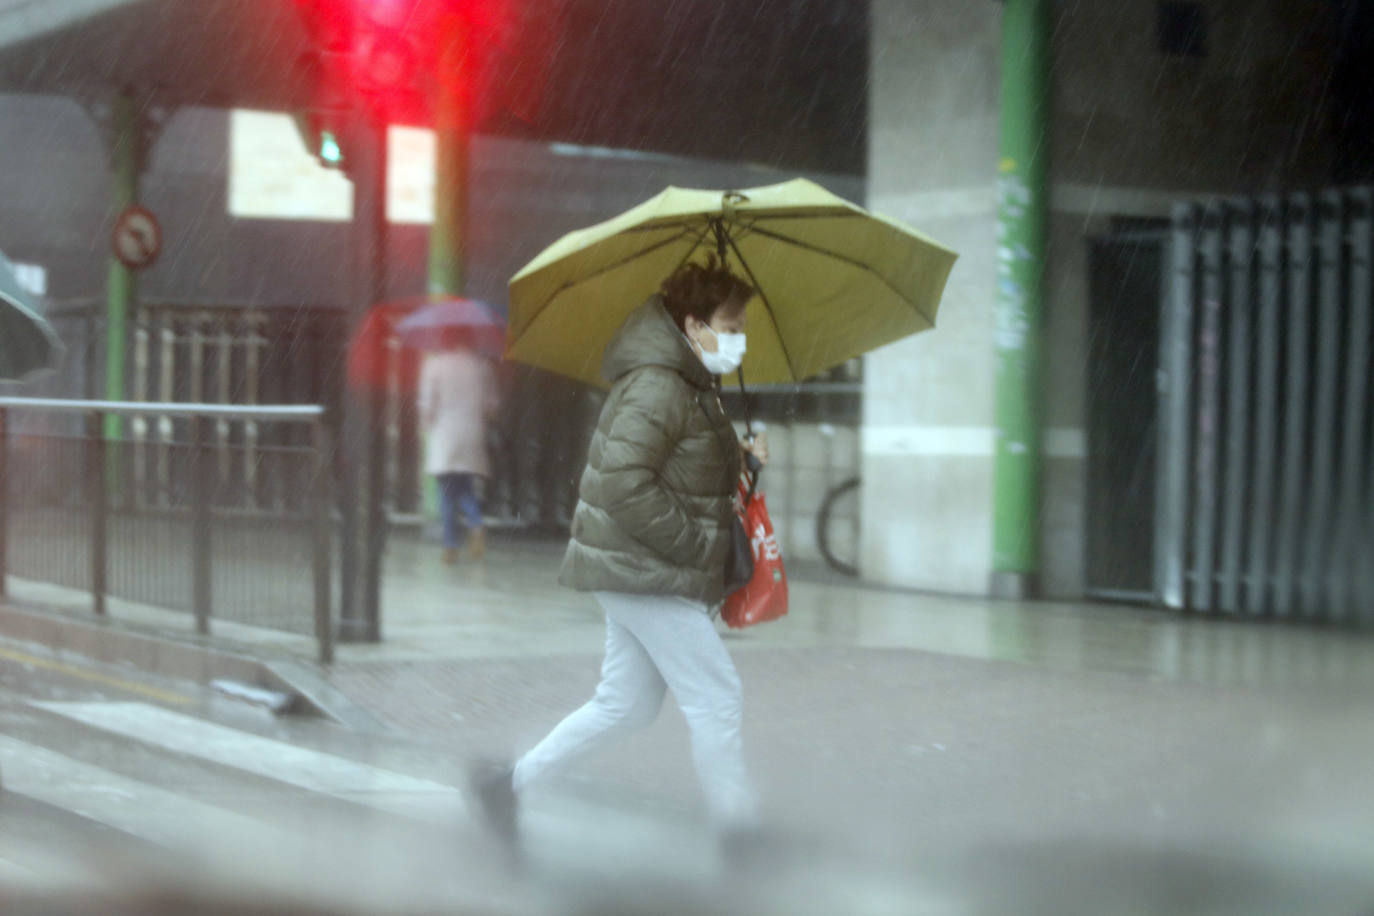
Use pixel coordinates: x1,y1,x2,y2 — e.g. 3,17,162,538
602,295,714,390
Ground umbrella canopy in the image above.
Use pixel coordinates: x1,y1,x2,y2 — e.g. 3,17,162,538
0,250,62,382
506,178,958,387
394,298,504,353
346,296,505,393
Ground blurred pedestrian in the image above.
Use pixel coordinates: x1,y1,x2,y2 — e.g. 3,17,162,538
471,256,769,851
419,327,499,564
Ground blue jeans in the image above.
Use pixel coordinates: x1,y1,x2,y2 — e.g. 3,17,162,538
438,473,483,548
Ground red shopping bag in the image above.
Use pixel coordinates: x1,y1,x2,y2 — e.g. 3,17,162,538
722,475,789,629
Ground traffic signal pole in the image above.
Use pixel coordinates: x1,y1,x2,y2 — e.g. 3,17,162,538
339,106,389,644
991,0,1051,599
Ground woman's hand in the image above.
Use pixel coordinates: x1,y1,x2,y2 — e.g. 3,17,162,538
741,430,769,467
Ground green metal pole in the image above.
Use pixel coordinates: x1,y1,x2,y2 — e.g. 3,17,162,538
991,0,1051,598
105,89,140,442
429,13,467,300
420,14,470,518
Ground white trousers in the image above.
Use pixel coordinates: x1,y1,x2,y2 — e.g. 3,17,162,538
512,591,758,827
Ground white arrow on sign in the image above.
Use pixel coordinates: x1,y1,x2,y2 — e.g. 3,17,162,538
112,206,162,271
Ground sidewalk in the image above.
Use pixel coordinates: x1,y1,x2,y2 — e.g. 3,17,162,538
312,535,1374,869
338,531,1374,690
6,530,1374,908
15,528,1372,692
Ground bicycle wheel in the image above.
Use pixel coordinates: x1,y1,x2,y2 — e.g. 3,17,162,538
816,476,860,577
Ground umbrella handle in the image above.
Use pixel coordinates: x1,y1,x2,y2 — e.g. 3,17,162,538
743,449,762,473
740,451,761,503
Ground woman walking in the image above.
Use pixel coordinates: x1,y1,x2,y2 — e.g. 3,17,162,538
419,328,499,564
473,256,767,844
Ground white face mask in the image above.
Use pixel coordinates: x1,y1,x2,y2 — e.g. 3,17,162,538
696,323,747,376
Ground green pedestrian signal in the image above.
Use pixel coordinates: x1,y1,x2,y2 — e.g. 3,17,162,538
320,130,343,165
293,111,347,171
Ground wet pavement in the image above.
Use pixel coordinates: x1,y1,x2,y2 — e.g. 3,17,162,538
3,533,1374,912
16,530,1374,693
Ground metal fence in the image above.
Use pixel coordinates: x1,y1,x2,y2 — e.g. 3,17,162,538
367,317,865,555
0,399,335,662
1158,189,1374,625
35,301,599,528
27,300,865,570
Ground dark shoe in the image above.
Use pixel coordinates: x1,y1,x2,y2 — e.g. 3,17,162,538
469,762,519,848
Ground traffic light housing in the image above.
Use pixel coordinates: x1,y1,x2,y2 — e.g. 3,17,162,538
293,107,349,170
289,0,552,144
292,0,425,128
290,40,355,169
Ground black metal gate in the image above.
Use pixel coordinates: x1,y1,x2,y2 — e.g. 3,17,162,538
1157,189,1374,625
1086,229,1165,601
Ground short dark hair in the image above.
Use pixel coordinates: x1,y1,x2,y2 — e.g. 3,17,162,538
660,255,755,332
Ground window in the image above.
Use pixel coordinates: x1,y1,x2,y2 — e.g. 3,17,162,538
227,111,436,224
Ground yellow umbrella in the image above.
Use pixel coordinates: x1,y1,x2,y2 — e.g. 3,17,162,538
506,177,959,387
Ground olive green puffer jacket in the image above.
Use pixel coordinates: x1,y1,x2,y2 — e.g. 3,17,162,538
559,296,742,604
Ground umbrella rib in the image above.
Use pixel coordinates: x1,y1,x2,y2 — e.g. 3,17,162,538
515,227,701,338
733,211,863,225
562,227,701,287
620,221,714,237
631,222,716,277
669,226,713,277
736,224,937,327
725,234,800,383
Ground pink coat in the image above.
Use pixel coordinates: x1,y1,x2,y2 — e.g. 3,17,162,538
419,349,499,477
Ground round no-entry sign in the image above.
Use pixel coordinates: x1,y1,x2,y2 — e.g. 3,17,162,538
111,205,162,271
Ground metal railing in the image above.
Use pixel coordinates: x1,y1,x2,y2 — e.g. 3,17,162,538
1158,189,1374,626
0,398,335,663
26,301,867,562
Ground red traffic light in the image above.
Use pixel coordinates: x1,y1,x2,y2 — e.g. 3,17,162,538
355,27,418,93
359,0,413,29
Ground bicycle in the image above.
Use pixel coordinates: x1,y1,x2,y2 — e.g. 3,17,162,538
815,476,860,577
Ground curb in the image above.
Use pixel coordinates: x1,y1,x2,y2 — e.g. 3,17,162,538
261,659,388,733
0,602,384,731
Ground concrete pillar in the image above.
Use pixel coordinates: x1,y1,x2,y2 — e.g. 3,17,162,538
861,0,1003,593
